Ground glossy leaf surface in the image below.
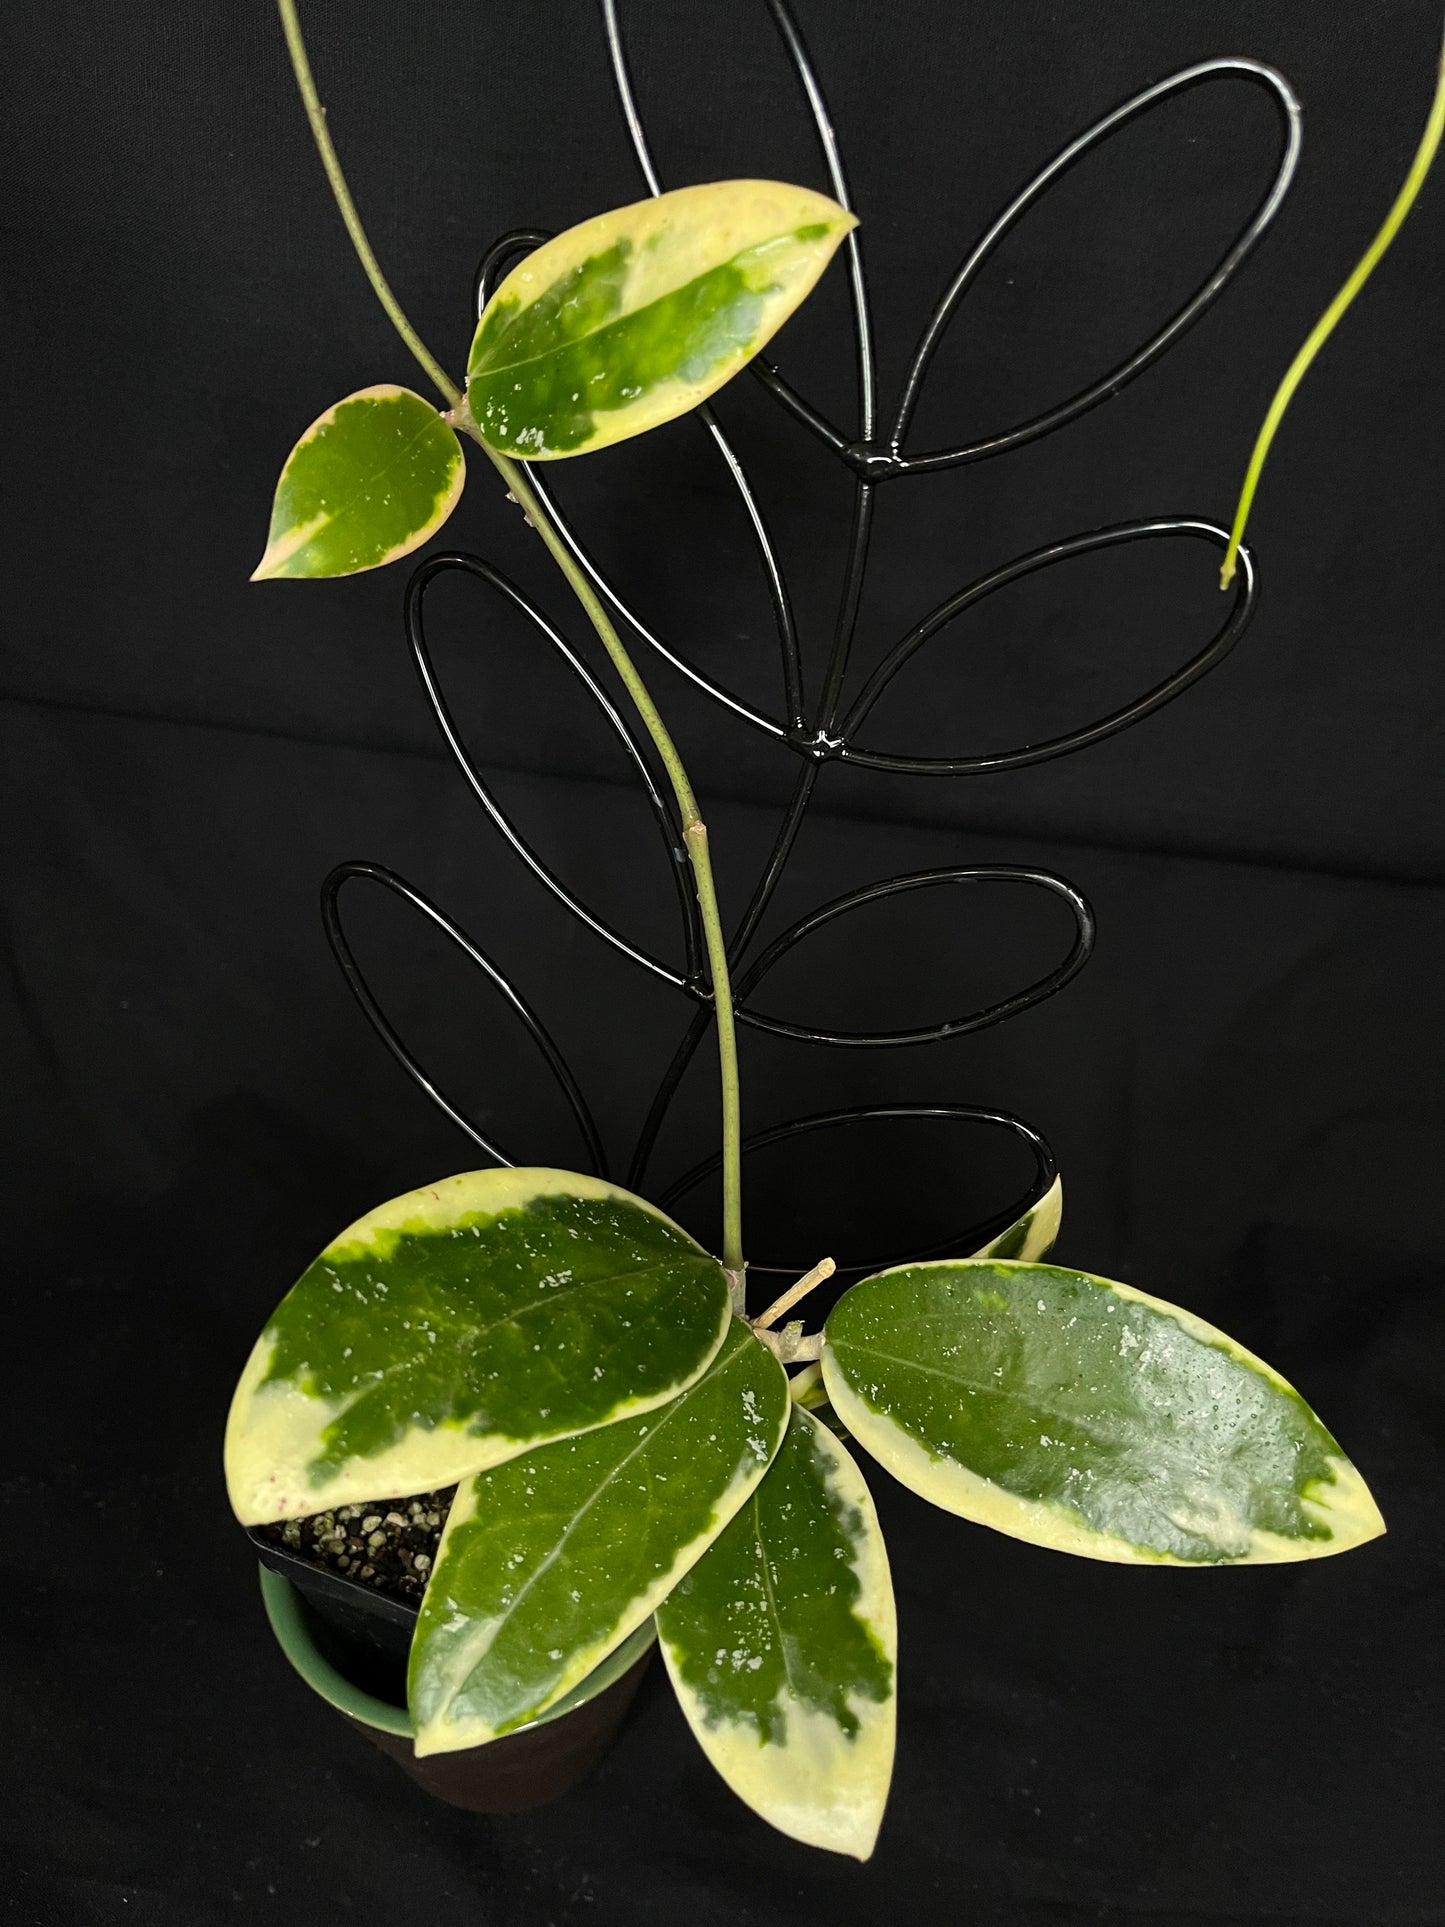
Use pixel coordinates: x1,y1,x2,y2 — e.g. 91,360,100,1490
823,1259,1385,1565
225,1168,730,1523
409,1320,788,1754
971,1175,1062,1262
467,180,855,459
252,385,463,580
657,1405,896,1859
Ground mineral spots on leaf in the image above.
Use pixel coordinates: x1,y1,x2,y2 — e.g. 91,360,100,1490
466,181,855,459
252,386,464,581
823,1259,1385,1565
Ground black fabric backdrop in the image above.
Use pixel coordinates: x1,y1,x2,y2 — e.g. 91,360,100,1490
4,2,1443,1922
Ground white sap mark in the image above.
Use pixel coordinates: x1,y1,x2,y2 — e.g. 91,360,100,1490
1167,1486,1254,1557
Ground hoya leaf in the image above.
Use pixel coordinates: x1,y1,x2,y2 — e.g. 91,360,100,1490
657,1405,896,1860
466,179,855,459
823,1260,1385,1566
225,1168,730,1524
786,1358,850,1443
971,1174,1062,1262
251,384,463,579
408,1319,788,1754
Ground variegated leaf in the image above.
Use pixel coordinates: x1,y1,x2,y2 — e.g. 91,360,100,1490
466,179,855,459
657,1405,896,1859
785,1358,849,1443
970,1174,1062,1261
252,384,463,579
823,1259,1385,1566
408,1320,788,1754
225,1168,730,1523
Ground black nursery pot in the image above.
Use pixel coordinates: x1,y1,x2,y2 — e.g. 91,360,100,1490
251,1544,655,1813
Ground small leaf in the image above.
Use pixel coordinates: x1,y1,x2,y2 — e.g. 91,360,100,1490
408,1319,788,1754
467,179,855,459
252,384,463,580
657,1405,896,1860
224,1168,730,1523
970,1175,1062,1262
823,1260,1385,1566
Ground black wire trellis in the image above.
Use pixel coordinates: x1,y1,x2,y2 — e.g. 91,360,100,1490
322,0,1299,1286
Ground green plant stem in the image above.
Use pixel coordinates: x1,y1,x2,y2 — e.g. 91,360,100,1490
1219,27,1445,588
276,0,463,411
468,433,747,1281
273,0,746,1281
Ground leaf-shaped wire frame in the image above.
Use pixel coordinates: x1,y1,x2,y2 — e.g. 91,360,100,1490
323,0,1300,1278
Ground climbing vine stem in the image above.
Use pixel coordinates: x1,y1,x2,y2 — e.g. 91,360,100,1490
1220,24,1445,587
275,0,745,1280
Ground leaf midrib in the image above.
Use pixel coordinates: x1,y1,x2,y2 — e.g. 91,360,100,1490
466,1333,756,1669
456,1252,715,1354
834,1341,1129,1452
473,252,757,384
295,414,441,544
334,1253,718,1408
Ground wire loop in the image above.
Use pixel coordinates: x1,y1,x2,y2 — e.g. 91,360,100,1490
321,862,607,1175
322,2,1296,1276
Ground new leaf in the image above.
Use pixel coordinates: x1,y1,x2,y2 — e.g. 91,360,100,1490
252,384,463,580
467,179,856,459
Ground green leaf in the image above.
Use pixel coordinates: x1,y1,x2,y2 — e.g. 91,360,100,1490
970,1174,1062,1262
225,1168,730,1523
408,1319,788,1754
657,1405,896,1860
823,1259,1385,1566
466,179,856,459
251,384,463,579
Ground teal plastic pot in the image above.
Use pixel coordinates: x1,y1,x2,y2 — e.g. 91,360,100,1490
258,1566,656,1811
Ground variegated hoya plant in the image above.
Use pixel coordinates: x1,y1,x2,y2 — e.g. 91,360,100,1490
225,0,1438,1863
